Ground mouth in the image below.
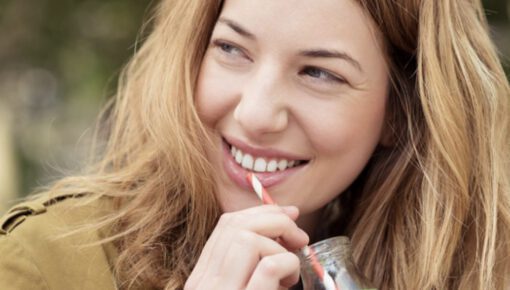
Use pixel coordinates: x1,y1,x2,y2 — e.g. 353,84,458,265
226,140,309,173
221,137,310,190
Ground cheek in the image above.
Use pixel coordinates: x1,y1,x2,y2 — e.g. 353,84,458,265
302,95,387,156
195,59,239,127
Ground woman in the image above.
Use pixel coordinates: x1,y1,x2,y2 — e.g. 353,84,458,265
1,0,509,289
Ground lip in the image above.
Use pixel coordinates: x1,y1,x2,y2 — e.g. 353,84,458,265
221,139,308,191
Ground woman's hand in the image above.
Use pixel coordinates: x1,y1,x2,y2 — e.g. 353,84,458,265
184,205,309,290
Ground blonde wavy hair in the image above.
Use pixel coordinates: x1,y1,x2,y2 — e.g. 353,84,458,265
45,0,510,289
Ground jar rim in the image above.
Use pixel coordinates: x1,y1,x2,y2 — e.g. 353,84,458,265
300,235,352,260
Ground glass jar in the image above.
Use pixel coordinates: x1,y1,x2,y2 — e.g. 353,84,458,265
298,236,377,290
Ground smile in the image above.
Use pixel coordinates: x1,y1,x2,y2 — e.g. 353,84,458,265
221,136,310,189
229,145,306,173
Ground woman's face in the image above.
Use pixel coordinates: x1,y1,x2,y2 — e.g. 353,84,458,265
196,0,389,226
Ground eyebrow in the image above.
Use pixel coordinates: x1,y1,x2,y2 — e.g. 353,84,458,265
217,17,363,73
218,18,256,40
299,49,363,72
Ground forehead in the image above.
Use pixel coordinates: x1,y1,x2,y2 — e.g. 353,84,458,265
218,0,382,50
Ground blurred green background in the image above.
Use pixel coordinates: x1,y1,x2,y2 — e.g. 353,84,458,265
0,0,509,212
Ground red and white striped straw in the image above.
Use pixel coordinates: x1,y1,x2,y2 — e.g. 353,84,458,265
245,173,339,290
246,172,276,205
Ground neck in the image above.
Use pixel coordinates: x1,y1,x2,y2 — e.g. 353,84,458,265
296,208,323,242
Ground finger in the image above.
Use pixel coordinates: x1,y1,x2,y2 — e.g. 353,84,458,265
187,211,242,288
246,252,301,290
185,232,229,289
186,225,234,289
241,213,309,250
280,205,300,220
219,231,288,289
202,212,305,284
235,204,299,219
214,207,308,250
188,207,287,287
187,206,305,288
235,204,292,215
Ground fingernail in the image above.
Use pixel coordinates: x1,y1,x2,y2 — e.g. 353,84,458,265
299,228,310,241
281,205,299,216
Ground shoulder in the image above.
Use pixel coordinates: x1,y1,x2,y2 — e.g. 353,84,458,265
1,193,111,237
0,193,118,290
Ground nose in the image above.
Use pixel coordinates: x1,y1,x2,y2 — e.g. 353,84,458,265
233,68,289,138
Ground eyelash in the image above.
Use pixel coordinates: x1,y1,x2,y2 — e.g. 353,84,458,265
211,39,347,85
300,67,346,84
212,40,249,60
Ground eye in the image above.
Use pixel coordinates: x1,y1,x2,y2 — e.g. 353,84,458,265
211,40,249,60
300,66,346,84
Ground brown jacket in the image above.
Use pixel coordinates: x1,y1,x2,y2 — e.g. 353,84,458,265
0,193,118,289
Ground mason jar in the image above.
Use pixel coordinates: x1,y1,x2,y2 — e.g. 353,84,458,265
298,236,377,290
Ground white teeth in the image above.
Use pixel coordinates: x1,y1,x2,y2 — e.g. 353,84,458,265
229,144,303,172
253,158,267,172
235,150,243,163
241,154,254,169
267,160,278,172
277,159,288,171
